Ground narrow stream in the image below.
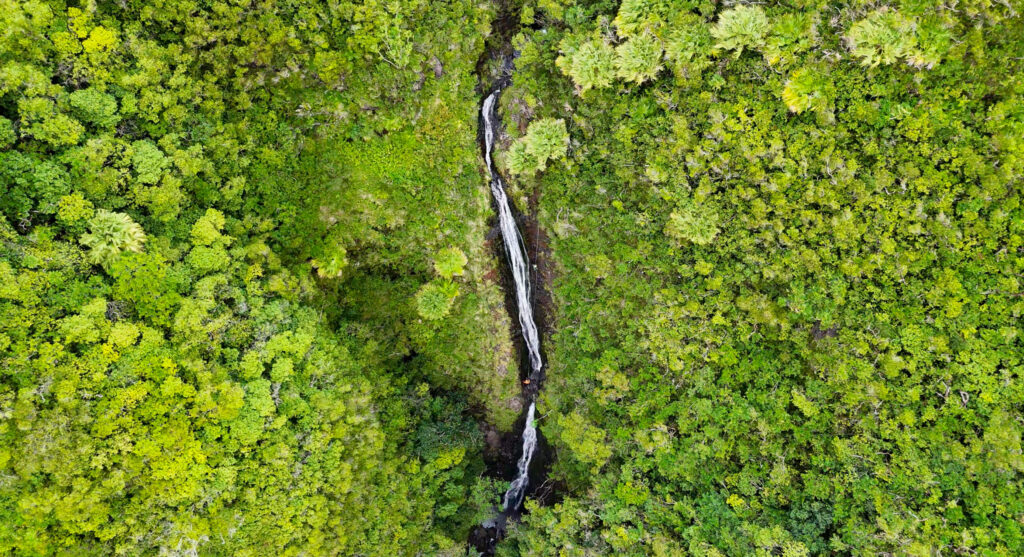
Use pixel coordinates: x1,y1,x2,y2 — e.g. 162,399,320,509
472,72,546,553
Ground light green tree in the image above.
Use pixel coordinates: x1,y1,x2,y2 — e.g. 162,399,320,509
190,208,228,247
556,411,612,475
415,281,459,320
186,208,232,275
845,9,917,68
507,118,569,176
131,140,168,185
711,5,770,56
615,33,663,84
0,116,14,148
56,192,95,234
68,88,119,129
80,210,146,266
18,96,84,147
433,247,468,279
560,40,617,92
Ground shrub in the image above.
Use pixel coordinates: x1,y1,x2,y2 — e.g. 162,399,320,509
664,17,713,79
664,200,720,246
614,0,671,38
506,141,535,176
764,12,814,66
907,16,952,69
782,66,833,116
312,243,348,278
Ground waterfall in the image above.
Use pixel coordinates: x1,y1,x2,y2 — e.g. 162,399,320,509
501,402,536,511
482,87,542,512
482,90,543,377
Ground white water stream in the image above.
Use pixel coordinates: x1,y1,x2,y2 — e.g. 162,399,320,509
501,402,536,511
482,88,541,512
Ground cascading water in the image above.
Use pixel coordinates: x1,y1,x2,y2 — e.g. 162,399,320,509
501,403,536,511
483,90,543,378
482,86,542,514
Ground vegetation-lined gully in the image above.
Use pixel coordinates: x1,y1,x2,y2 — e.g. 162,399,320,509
471,5,555,554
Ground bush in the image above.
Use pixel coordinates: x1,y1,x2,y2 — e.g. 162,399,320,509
907,16,952,69
434,247,468,279
664,18,713,79
764,12,814,67
782,66,833,116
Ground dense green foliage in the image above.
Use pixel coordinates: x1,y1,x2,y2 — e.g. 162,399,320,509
508,118,571,176
3,0,1023,555
496,0,1024,555
1,0,522,554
